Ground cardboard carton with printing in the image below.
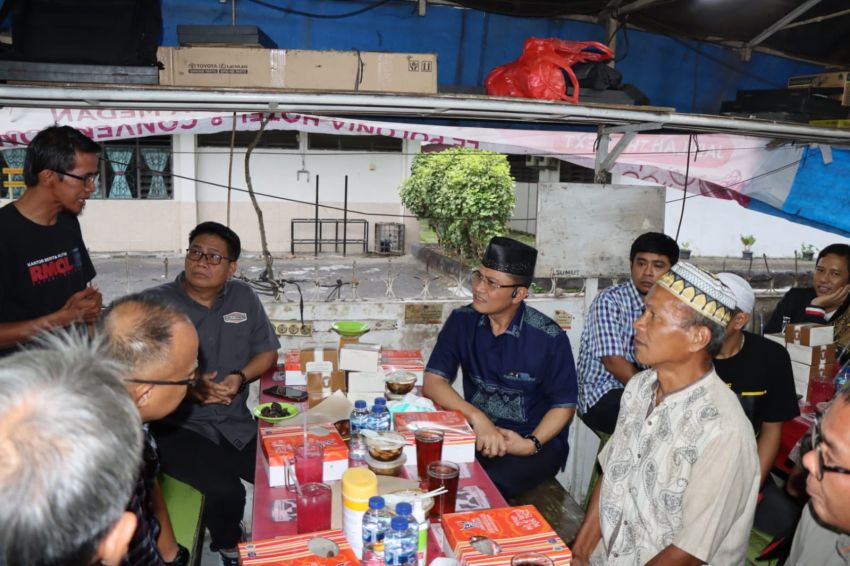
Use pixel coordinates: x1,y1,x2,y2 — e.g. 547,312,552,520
441,505,572,565
784,323,833,347
239,529,358,565
260,423,348,487
394,410,476,465
381,348,425,385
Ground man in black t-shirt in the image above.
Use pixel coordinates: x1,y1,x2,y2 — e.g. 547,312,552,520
0,126,102,356
714,273,800,486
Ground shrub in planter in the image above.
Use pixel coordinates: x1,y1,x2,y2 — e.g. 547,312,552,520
401,147,515,261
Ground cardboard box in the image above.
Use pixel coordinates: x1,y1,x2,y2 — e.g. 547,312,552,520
346,371,387,405
788,71,850,106
260,423,349,487
381,349,425,385
441,505,572,565
284,49,437,94
273,349,302,383
158,46,437,93
289,344,339,387
765,334,837,365
791,360,834,401
394,411,476,465
240,529,358,565
158,46,285,88
339,343,382,372
306,362,346,407
784,323,833,347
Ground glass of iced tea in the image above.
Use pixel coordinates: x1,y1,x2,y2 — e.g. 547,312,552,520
427,460,460,518
414,428,444,480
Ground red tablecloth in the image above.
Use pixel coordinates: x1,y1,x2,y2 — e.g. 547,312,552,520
775,401,816,474
251,372,508,557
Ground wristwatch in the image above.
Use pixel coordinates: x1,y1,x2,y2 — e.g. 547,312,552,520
230,370,248,393
523,433,542,455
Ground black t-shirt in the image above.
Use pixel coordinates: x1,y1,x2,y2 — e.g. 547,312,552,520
714,330,800,431
0,203,95,353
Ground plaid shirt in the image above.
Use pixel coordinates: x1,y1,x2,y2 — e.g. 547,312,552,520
577,280,645,414
123,427,165,566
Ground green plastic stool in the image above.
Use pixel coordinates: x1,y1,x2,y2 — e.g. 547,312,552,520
158,474,205,566
746,527,780,566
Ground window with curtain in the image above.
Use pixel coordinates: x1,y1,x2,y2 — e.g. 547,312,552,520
96,136,174,199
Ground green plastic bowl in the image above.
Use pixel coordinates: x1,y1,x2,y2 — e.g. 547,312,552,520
253,402,299,424
331,321,370,337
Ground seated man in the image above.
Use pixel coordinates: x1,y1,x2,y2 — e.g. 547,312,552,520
0,331,142,566
423,236,577,498
578,232,678,434
786,388,850,565
714,273,800,486
572,262,760,565
146,221,279,566
103,294,202,566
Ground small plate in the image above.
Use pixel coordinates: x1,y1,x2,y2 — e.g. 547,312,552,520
253,402,299,424
331,321,370,337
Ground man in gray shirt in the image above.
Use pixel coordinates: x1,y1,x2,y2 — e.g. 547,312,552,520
147,221,279,566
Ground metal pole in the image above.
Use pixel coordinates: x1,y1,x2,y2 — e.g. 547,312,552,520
314,175,319,258
343,175,349,257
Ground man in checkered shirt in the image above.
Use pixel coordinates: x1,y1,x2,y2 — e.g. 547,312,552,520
576,232,678,434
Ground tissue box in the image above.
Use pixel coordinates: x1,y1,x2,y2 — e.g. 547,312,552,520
240,529,358,565
784,323,833,347
765,334,836,365
441,505,572,565
273,349,302,383
260,423,349,487
339,343,382,372
394,410,476,465
381,349,425,385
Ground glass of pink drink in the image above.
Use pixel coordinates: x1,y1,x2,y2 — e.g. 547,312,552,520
296,482,332,533
287,440,324,491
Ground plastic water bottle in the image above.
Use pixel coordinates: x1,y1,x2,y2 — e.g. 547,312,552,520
370,404,391,432
362,496,392,565
395,502,427,566
835,366,850,395
384,515,417,566
351,399,370,434
349,433,368,468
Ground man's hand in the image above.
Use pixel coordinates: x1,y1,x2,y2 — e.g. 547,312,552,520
217,373,243,400
499,428,536,456
188,371,231,405
811,284,850,311
469,412,506,457
60,287,103,324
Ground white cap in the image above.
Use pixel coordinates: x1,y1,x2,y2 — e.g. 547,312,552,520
716,273,754,314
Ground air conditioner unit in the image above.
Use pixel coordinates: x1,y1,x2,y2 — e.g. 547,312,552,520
524,155,559,169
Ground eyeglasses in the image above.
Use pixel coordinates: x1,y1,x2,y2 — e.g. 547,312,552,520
51,169,100,186
810,414,850,481
469,270,525,292
186,248,232,266
125,376,198,387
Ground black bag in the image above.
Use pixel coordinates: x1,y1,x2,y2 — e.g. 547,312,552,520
0,0,162,66
572,61,623,90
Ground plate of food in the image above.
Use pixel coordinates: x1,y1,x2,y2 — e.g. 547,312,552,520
253,401,299,424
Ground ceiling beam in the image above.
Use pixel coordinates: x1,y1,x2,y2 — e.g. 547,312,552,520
782,7,850,30
617,0,673,17
746,0,824,49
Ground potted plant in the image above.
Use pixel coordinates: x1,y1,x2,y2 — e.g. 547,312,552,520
800,243,816,261
740,234,756,260
679,241,691,260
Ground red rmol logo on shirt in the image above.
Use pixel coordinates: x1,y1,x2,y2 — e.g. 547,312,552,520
27,252,78,285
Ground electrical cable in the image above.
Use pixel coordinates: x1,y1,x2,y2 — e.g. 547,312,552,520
674,134,693,241
246,0,395,19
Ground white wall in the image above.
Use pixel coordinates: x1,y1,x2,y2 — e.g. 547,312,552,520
663,187,850,257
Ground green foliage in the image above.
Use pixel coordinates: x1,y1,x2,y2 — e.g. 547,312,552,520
740,234,756,251
800,242,817,255
401,147,516,261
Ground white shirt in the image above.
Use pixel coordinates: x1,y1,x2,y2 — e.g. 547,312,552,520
591,368,760,565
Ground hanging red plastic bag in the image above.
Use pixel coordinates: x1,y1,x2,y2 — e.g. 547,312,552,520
485,38,614,104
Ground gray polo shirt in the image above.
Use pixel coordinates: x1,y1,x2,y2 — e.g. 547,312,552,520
148,273,279,450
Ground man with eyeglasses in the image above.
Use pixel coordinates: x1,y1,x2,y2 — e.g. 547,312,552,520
145,221,279,566
0,125,102,357
103,293,201,566
786,391,850,565
423,236,578,498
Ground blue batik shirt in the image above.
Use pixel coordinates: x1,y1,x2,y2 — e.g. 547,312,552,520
576,280,646,414
426,302,578,450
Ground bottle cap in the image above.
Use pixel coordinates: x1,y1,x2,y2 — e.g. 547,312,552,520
341,467,378,501
355,400,367,408
368,496,385,509
395,502,412,516
374,397,387,405
372,405,386,413
391,516,408,530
